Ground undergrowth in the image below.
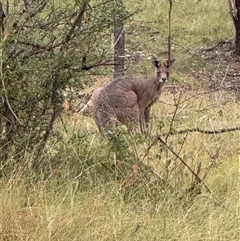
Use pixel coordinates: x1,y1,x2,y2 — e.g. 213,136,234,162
2,86,240,240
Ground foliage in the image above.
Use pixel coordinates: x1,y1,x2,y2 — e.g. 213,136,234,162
0,0,132,163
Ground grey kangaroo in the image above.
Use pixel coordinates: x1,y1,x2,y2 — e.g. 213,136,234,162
89,59,174,133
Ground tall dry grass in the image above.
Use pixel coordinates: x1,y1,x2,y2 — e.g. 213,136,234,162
2,87,240,240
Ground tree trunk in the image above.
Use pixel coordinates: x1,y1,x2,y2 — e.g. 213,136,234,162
0,1,7,161
229,0,240,54
113,0,125,79
234,0,240,54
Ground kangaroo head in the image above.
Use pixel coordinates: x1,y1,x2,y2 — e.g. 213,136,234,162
152,59,175,83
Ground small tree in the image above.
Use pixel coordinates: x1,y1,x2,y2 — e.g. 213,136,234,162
0,0,131,165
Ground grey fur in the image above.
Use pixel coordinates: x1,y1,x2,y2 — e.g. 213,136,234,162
90,60,174,133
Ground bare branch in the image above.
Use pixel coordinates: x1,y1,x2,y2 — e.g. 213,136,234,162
167,0,173,74
82,61,120,71
157,136,221,205
165,91,182,142
161,126,240,136
65,1,89,43
142,125,240,168
25,0,47,21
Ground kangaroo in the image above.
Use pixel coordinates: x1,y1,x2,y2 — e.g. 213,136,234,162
79,87,103,114
90,59,174,133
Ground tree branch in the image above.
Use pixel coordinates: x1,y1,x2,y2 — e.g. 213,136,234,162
165,91,182,142
65,1,89,43
81,61,120,71
25,0,47,21
157,136,221,205
161,126,240,136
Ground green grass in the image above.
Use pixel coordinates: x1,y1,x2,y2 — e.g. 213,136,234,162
126,0,233,47
125,0,234,76
2,0,240,240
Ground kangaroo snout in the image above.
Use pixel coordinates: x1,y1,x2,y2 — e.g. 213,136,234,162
161,77,167,83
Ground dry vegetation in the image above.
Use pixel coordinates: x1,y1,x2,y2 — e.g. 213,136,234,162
2,0,240,240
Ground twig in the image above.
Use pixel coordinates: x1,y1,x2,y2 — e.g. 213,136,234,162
158,137,201,183
65,1,88,43
203,40,233,52
142,125,240,166
165,90,182,142
157,136,222,205
161,126,240,136
141,138,158,162
25,0,47,22
81,60,120,71
167,0,173,68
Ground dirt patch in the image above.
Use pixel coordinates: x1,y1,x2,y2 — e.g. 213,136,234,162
189,41,240,99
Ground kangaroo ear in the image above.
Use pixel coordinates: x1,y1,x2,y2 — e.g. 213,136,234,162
164,58,175,68
152,59,161,68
